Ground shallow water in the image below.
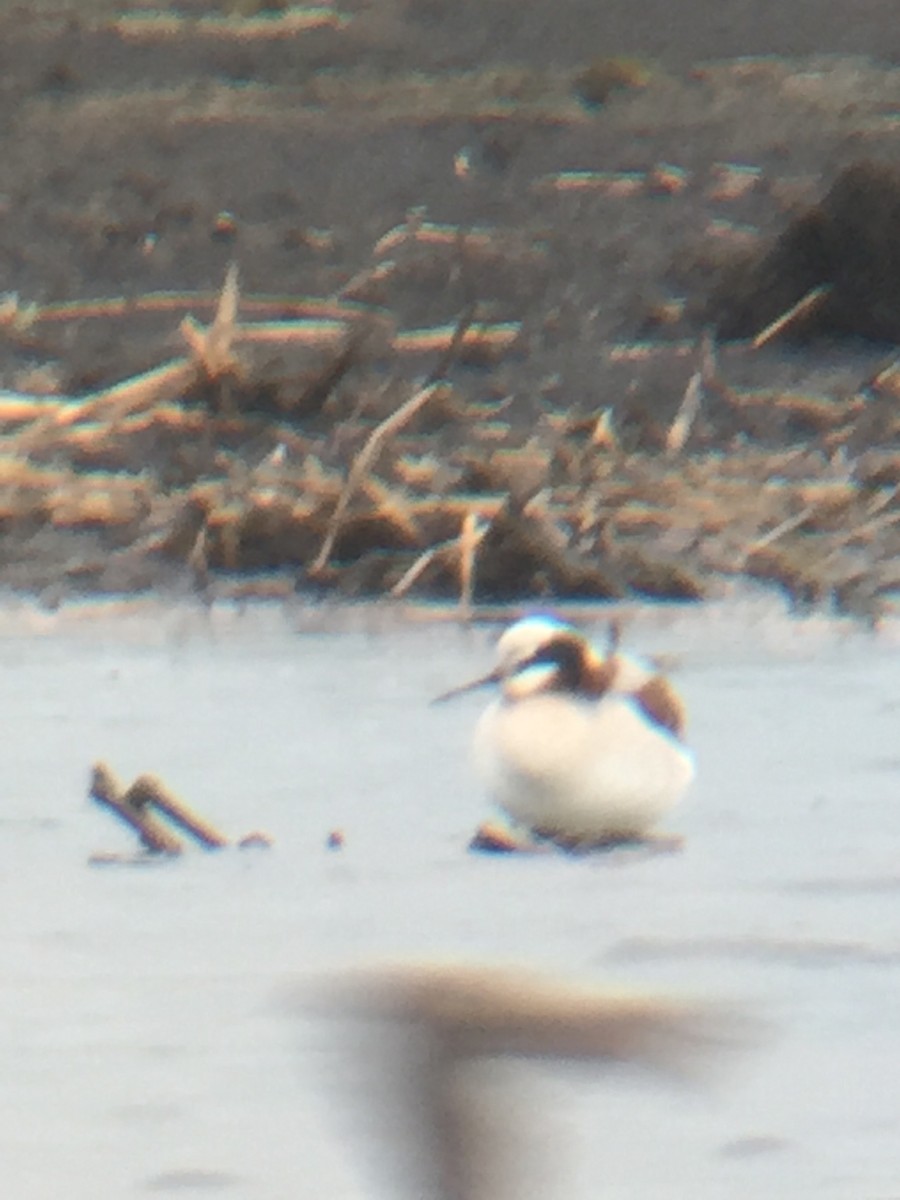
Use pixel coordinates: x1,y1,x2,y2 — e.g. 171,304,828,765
1,596,900,1199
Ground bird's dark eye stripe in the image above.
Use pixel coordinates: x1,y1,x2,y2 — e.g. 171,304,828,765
513,636,587,692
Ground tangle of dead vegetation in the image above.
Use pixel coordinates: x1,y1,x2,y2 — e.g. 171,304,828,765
1,230,898,620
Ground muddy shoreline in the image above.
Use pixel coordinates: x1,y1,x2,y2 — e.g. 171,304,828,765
1,4,899,613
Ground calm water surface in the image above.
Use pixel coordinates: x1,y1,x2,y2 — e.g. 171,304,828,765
1,597,899,1199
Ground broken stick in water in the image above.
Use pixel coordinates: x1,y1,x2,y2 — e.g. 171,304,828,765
88,761,270,859
126,773,229,849
89,761,183,855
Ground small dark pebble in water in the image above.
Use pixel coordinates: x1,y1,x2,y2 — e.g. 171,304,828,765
236,830,274,849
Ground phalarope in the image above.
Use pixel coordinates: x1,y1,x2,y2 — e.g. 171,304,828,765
435,615,694,846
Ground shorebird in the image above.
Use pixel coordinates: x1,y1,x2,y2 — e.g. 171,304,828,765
435,615,694,847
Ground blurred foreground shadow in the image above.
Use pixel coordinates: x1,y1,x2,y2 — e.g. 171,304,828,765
294,961,760,1200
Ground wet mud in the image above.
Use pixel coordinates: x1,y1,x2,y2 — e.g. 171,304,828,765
0,3,899,615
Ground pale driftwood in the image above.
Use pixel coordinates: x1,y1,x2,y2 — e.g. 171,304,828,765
393,323,520,358
389,544,442,599
113,9,350,41
180,262,240,377
4,360,197,455
533,170,646,195
89,762,273,856
457,510,483,619
746,504,817,554
388,508,485,606
607,339,696,362
666,332,717,455
590,407,618,451
235,319,354,349
89,762,184,855
309,380,447,575
32,292,371,325
0,392,77,425
751,284,832,349
665,368,703,455
126,774,229,849
374,217,496,258
310,308,477,576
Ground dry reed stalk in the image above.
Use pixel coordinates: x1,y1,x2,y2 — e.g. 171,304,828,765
113,8,349,41
180,262,240,377
751,284,832,349
89,762,183,855
60,405,207,454
334,258,402,300
115,405,209,437
534,170,646,195
458,510,482,618
607,340,695,363
665,332,717,455
665,369,703,455
389,544,442,599
47,484,149,529
0,393,76,425
374,219,495,257
744,504,818,554
186,516,211,584
234,319,350,348
591,407,618,451
2,359,198,455
71,359,196,420
126,775,229,849
35,294,214,323
309,380,447,574
310,308,476,576
372,208,427,257
393,323,520,358
33,293,370,325
866,356,900,397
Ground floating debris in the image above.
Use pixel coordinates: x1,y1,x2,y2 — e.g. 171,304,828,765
88,761,270,862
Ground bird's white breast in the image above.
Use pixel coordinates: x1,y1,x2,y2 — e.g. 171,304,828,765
473,692,694,841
